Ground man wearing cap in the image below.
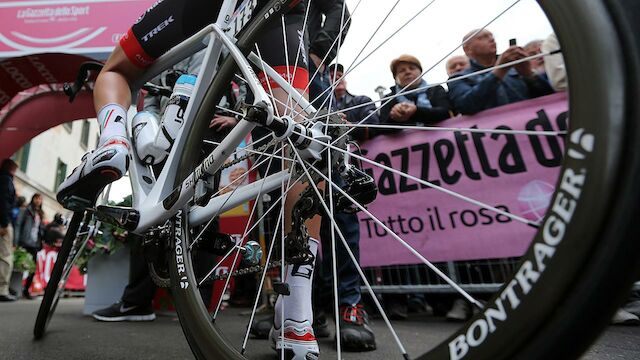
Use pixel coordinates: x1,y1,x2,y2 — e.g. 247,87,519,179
310,63,378,352
379,54,451,132
448,29,553,115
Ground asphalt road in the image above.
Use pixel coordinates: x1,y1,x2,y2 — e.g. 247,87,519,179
1,298,639,359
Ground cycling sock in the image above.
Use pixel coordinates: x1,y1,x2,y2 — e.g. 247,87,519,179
274,238,318,327
97,103,128,146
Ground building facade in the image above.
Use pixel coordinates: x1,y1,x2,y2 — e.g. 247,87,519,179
12,118,99,220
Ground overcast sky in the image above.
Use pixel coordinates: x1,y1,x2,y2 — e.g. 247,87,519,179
336,0,553,100
107,0,554,202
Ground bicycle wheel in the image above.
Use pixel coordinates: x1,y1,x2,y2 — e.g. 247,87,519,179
167,0,640,359
33,211,88,340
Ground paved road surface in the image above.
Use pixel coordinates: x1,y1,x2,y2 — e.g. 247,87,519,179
1,298,639,359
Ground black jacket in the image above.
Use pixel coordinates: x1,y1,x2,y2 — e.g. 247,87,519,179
0,170,16,228
378,84,451,135
308,0,350,64
334,92,379,142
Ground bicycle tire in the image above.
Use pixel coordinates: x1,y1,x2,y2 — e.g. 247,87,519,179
33,211,86,340
167,1,300,359
166,0,640,359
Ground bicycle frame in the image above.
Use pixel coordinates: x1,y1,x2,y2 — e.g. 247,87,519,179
125,0,316,234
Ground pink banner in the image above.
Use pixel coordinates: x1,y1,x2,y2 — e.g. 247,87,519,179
0,0,156,57
359,93,568,267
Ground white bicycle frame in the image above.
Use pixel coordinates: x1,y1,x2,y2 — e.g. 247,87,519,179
124,0,316,234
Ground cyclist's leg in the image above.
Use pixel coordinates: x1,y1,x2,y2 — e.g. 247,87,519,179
57,0,222,206
252,7,324,358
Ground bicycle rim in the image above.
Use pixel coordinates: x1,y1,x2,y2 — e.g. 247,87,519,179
33,211,86,340
167,0,640,359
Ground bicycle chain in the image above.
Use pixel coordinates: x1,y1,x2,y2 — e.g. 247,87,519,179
207,259,283,281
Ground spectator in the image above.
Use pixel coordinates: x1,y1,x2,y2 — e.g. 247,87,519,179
524,39,547,79
446,55,470,77
541,33,567,91
43,213,65,248
448,29,554,115
0,159,18,302
379,54,451,131
15,193,45,299
11,196,25,227
313,63,377,351
328,63,379,141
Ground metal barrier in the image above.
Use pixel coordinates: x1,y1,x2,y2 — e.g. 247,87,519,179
361,257,520,294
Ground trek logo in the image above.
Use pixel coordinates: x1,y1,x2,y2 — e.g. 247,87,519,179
136,0,164,24
229,0,258,37
142,15,174,42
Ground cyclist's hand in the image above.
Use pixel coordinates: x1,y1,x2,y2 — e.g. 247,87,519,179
210,115,238,132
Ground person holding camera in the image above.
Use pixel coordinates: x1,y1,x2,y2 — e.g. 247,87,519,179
448,29,553,115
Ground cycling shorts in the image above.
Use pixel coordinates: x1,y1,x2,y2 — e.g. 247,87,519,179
120,0,309,90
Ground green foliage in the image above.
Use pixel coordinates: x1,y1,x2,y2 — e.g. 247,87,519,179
75,196,131,274
13,247,36,272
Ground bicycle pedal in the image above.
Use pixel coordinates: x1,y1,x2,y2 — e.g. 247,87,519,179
61,196,94,212
95,205,140,231
273,282,290,296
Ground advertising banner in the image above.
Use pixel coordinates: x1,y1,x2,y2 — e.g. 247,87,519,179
0,0,156,57
30,244,86,294
359,93,568,267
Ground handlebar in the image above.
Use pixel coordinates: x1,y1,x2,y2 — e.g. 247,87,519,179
64,61,175,104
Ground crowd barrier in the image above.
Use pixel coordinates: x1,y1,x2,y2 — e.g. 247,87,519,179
358,93,568,293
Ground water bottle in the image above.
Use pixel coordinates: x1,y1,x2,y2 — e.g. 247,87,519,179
132,111,163,165
154,74,197,159
131,74,197,165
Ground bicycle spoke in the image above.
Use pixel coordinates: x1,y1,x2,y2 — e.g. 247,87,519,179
198,241,245,287
189,141,287,250
287,141,409,358
306,50,549,126
302,0,440,114
304,159,483,308
324,122,566,136
290,0,364,113
212,244,243,320
294,129,539,227
303,0,523,137
202,140,296,162
241,153,301,354
320,1,350,355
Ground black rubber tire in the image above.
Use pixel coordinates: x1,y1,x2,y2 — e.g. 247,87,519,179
167,1,301,359
33,211,86,340
168,0,640,359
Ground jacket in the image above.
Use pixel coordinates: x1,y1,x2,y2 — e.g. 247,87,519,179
308,0,350,64
448,59,554,115
14,205,43,249
0,170,16,228
378,84,451,135
333,92,379,142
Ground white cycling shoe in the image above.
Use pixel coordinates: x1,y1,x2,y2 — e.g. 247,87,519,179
269,319,319,360
57,137,130,208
